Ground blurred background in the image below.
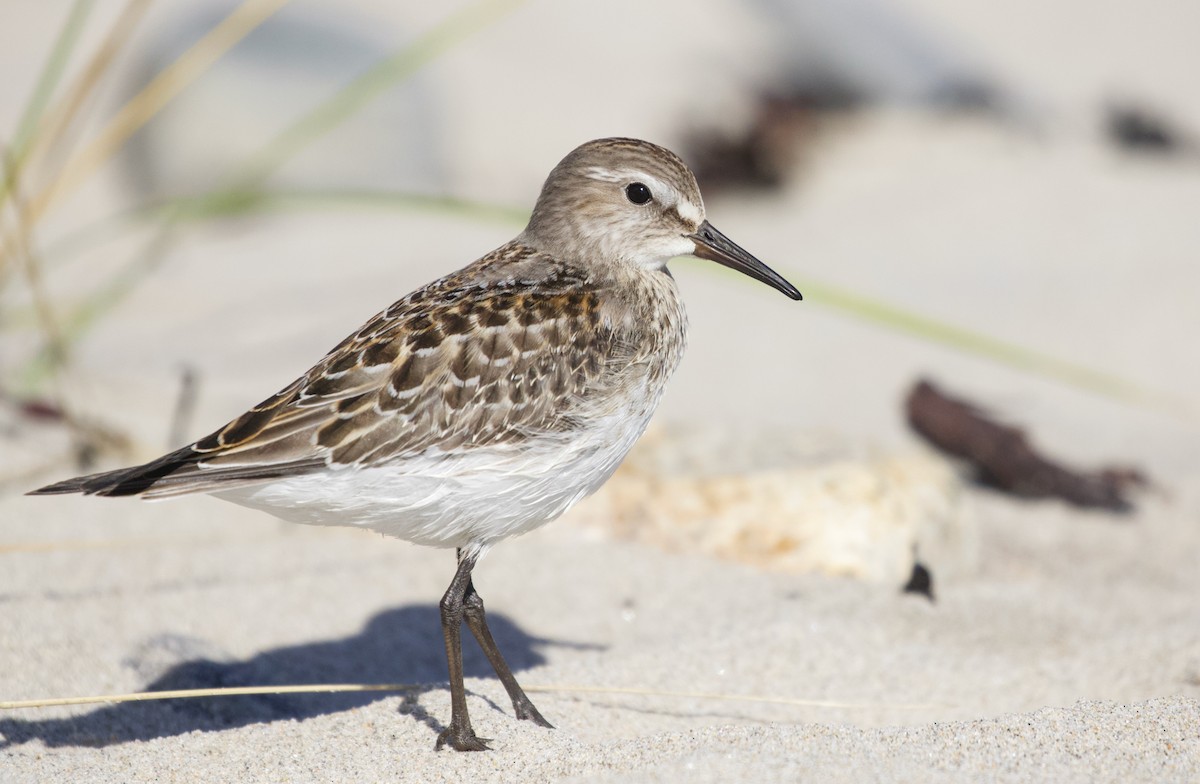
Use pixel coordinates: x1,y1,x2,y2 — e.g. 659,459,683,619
1,0,1198,504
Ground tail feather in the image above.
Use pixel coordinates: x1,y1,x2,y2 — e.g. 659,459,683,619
28,447,327,498
27,446,203,497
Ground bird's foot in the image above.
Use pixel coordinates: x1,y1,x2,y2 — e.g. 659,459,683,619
435,723,491,752
513,697,554,729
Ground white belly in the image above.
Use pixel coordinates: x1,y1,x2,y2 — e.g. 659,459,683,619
214,405,654,551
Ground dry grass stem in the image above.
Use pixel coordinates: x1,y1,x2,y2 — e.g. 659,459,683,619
6,1,95,161
0,683,943,712
12,0,152,212
26,0,293,224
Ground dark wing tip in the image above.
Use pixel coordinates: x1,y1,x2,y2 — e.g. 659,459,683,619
26,478,90,496
27,471,148,497
26,446,204,498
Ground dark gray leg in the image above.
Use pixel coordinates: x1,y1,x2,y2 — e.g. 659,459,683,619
462,574,554,728
435,550,489,751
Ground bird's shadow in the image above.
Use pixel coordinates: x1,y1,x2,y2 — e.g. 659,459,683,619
0,604,598,749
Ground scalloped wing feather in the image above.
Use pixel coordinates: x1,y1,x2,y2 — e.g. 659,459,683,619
59,245,623,498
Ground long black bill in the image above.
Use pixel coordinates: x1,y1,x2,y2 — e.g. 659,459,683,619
688,220,802,300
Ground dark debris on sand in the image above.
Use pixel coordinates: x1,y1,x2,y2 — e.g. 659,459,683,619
905,379,1147,513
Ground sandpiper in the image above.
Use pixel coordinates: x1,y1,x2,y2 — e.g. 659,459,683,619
31,137,802,751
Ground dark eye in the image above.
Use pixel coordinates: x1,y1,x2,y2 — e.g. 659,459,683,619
625,182,652,205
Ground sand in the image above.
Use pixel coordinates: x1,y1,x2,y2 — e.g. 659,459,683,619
2,1,1199,782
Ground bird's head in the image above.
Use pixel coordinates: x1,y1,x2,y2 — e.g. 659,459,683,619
522,137,801,300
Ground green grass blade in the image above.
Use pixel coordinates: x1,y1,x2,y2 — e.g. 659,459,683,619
36,188,527,264
230,0,529,189
13,227,177,393
161,188,531,225
24,184,1187,417
13,186,529,389
787,273,1187,415
9,1,94,158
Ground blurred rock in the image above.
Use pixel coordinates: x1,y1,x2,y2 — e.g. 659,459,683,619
751,0,1005,110
1106,103,1193,155
570,424,976,585
685,89,826,193
685,0,1024,192
901,559,934,601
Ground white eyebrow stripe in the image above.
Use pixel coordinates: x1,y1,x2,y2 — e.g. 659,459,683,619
585,169,680,207
584,166,624,183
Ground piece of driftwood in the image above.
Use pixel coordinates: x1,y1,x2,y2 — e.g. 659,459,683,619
2,394,66,423
905,379,1146,512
